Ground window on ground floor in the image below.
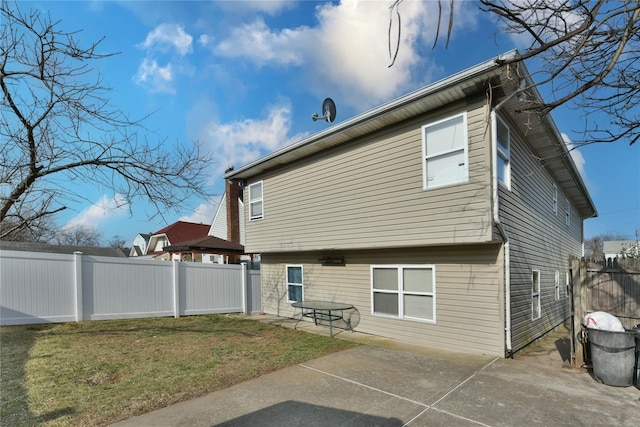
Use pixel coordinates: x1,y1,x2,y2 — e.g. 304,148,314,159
371,265,436,322
554,270,561,301
532,269,541,320
287,265,303,302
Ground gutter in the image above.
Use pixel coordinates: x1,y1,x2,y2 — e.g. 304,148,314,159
492,89,518,359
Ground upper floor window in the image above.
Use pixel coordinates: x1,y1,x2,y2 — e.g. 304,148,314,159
496,116,511,189
565,198,571,226
422,113,468,190
552,184,558,215
249,181,263,221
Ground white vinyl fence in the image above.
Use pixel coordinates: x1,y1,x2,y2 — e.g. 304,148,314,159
0,250,261,326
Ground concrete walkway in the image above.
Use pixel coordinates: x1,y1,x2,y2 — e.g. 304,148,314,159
112,317,640,426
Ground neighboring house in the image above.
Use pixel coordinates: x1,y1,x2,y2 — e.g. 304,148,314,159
145,221,210,260
209,179,246,246
206,179,259,267
225,50,597,357
603,240,640,260
0,240,128,257
163,235,245,264
128,233,151,257
155,180,249,264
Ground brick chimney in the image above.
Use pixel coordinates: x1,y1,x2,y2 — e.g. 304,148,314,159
226,179,241,263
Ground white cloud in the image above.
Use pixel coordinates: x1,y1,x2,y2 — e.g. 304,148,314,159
213,1,479,110
202,101,308,177
562,132,588,180
198,34,210,47
133,58,175,94
64,194,129,231
134,23,195,93
180,199,219,225
505,4,583,50
214,18,308,67
138,23,193,56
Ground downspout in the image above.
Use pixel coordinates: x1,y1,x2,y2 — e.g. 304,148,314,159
491,99,513,358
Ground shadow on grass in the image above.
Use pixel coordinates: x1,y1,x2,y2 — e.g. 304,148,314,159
24,316,269,339
1,324,76,425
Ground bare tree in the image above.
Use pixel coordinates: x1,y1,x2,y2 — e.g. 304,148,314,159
0,211,55,242
0,1,212,240
54,225,101,247
584,232,631,258
389,0,640,146
107,235,128,250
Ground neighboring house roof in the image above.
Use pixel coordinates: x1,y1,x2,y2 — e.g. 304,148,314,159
152,221,210,243
146,221,210,257
225,49,597,220
163,235,244,253
129,246,144,256
603,240,639,257
0,240,128,257
129,233,151,257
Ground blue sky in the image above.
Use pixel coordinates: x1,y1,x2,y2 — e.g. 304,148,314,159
28,0,639,245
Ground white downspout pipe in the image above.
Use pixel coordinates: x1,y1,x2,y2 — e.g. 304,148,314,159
490,108,513,358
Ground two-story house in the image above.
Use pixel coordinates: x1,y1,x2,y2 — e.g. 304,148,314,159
225,50,597,357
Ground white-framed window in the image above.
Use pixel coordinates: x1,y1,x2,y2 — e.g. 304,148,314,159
422,113,469,190
565,198,571,226
496,116,511,189
286,265,303,302
565,271,571,299
249,181,263,221
552,184,558,215
554,270,560,301
371,265,436,322
532,269,541,320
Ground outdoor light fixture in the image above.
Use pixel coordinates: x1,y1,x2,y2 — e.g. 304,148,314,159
319,256,345,266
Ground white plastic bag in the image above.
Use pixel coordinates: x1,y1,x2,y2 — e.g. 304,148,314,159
583,311,625,332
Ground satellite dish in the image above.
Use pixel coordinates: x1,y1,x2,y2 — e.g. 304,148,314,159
312,98,337,124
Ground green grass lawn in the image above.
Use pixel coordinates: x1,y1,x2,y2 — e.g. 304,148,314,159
0,314,357,426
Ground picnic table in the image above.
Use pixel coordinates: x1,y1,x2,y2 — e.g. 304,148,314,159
291,300,355,337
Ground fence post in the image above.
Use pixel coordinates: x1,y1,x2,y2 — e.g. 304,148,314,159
241,262,248,314
570,256,586,369
173,260,180,318
74,251,83,322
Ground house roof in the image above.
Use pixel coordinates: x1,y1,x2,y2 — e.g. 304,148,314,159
225,50,597,220
0,240,128,257
163,235,245,253
151,221,210,244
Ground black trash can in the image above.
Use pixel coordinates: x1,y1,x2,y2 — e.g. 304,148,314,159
633,325,640,389
586,327,636,387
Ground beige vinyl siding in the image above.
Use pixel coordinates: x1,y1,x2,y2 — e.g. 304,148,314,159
245,103,493,253
261,245,505,356
497,115,582,352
